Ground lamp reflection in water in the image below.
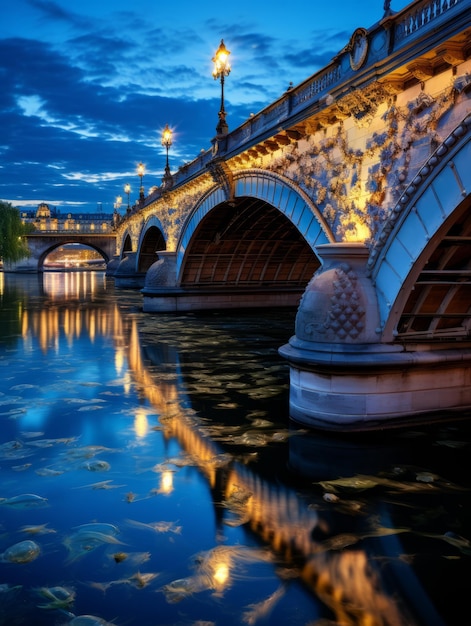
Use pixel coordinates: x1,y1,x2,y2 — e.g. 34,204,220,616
134,407,149,439
158,470,174,495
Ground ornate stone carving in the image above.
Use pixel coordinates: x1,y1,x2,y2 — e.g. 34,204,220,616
409,91,434,114
367,113,471,274
454,73,471,94
207,159,234,200
347,28,369,71
335,83,388,128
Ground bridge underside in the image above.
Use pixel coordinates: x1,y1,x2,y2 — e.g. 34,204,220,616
395,197,471,341
143,197,320,312
181,197,318,287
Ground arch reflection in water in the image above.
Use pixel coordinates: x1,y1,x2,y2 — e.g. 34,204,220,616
126,305,438,626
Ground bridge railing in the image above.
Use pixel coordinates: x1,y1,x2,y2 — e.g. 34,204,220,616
394,0,460,41
138,0,467,213
27,228,115,235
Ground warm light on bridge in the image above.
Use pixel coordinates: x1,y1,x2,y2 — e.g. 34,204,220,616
344,220,371,242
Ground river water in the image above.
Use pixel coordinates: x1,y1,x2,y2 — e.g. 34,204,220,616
0,271,470,626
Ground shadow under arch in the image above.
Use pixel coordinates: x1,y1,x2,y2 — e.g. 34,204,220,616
175,169,334,287
120,231,133,259
369,114,471,342
137,215,166,273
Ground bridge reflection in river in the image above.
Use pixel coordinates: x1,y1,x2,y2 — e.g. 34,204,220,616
0,271,469,625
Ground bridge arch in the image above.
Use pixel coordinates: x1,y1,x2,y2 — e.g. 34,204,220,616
137,216,166,272
369,115,471,342
120,231,133,260
37,240,109,269
176,169,334,285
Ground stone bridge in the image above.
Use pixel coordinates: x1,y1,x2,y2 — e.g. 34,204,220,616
19,232,117,271
108,0,471,429
5,205,117,272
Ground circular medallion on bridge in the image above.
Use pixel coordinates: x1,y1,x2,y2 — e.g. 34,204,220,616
349,28,369,71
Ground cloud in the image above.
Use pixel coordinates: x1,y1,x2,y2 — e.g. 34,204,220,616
27,0,92,30
1,0,408,211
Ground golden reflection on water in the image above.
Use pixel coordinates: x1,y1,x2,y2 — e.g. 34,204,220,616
124,303,412,625
6,272,420,624
134,408,149,439
158,470,174,495
43,270,99,299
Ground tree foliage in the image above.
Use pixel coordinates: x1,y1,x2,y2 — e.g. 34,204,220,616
0,201,34,263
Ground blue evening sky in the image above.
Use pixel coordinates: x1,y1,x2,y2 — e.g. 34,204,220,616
1,0,410,214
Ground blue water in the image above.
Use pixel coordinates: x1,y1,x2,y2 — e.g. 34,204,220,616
0,271,470,626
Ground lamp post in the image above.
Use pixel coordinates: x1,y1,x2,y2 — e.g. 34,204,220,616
113,195,122,225
124,183,131,213
212,39,231,136
161,124,172,183
137,162,145,202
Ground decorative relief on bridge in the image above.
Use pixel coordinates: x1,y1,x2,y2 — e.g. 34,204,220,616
117,175,214,252
265,73,461,243
207,159,234,200
347,28,369,71
334,82,389,128
367,112,471,274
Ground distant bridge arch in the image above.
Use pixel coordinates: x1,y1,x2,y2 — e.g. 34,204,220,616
37,240,109,269
7,233,117,273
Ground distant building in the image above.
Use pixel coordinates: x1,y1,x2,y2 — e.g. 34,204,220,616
20,203,118,233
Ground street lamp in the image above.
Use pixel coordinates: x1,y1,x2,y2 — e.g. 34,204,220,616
113,195,122,226
212,39,231,136
124,183,131,213
161,124,172,180
137,162,145,202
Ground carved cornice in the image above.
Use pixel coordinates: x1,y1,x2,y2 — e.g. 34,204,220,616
407,61,433,81
437,43,465,67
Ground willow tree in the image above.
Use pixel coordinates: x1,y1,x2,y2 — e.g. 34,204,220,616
0,201,34,264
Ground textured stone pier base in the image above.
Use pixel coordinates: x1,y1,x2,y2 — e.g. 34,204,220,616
280,243,471,430
280,340,471,430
